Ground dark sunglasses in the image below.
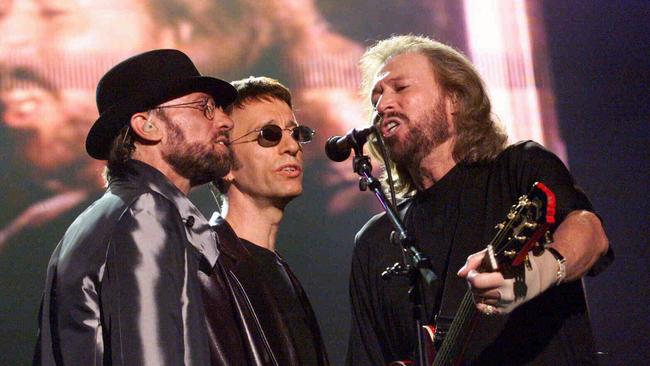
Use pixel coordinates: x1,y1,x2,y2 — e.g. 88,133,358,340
230,125,315,147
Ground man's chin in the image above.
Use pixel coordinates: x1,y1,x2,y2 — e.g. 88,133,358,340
272,194,300,210
189,165,230,187
387,147,411,167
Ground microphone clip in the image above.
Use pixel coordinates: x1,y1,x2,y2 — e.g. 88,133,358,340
324,126,376,162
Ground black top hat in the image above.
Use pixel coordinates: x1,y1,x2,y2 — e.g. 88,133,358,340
86,49,237,160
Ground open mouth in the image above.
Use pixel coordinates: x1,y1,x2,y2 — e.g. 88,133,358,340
276,164,302,177
381,118,402,138
214,135,230,146
1,90,44,128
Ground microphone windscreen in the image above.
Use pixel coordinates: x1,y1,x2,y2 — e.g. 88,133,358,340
325,136,351,162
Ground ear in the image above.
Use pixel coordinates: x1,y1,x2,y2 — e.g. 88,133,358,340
445,93,459,130
130,112,162,143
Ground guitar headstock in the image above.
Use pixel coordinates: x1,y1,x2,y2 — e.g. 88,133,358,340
484,182,557,269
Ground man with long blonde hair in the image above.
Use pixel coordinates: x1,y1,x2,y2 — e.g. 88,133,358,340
346,35,611,365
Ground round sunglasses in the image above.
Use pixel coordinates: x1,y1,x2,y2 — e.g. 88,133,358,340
230,125,315,147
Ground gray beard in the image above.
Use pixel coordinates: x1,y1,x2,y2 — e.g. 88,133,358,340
389,100,451,171
160,114,232,187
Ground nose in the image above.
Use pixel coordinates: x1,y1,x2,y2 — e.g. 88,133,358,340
278,129,301,156
375,93,395,117
214,107,234,132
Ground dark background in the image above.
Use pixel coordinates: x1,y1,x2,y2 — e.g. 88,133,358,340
541,1,650,365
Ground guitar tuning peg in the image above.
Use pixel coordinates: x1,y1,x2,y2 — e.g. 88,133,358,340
524,222,538,229
514,235,528,242
494,222,505,230
504,250,517,258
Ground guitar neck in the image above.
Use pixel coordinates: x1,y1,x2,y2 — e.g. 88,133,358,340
433,291,478,366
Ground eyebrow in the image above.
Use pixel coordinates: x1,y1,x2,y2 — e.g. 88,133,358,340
259,119,299,128
379,75,407,88
371,76,407,98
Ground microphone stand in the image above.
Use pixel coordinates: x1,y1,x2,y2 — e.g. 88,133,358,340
348,134,438,366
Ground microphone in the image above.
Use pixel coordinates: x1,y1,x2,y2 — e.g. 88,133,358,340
325,125,376,162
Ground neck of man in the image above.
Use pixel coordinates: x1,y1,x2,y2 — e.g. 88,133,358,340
408,138,457,191
132,149,192,195
225,190,287,252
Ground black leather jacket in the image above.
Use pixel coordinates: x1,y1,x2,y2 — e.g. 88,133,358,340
34,160,217,365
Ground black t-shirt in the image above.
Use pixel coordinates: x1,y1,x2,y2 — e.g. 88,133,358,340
239,238,319,365
347,141,608,366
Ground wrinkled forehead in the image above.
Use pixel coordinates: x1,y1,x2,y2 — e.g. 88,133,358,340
369,54,407,94
371,52,439,94
231,97,296,133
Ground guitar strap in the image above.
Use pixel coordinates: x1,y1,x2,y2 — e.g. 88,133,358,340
432,165,488,348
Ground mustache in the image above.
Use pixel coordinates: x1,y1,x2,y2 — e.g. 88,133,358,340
215,131,231,144
382,111,409,121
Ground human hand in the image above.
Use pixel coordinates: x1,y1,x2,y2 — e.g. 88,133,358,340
458,248,561,315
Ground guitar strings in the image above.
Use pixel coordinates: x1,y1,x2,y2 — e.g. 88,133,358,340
434,200,537,364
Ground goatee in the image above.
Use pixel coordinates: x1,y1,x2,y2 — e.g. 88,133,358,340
388,98,451,170
161,117,232,187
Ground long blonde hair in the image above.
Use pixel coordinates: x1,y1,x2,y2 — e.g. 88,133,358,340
360,35,507,197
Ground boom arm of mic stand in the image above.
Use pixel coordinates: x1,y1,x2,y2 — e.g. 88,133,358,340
352,153,438,366
353,155,437,285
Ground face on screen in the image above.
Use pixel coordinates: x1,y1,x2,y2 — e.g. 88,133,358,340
0,0,163,55
0,0,166,178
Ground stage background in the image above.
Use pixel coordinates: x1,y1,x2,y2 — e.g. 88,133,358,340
0,1,647,365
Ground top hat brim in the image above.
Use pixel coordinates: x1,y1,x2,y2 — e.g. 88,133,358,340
86,75,236,160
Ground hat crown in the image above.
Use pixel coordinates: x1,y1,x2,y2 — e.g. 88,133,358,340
96,49,200,114
87,48,236,160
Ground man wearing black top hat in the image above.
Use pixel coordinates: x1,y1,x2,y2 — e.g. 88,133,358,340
33,49,237,365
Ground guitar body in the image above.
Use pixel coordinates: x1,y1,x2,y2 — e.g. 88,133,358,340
389,182,556,366
387,325,436,366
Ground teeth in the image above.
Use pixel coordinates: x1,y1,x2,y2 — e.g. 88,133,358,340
283,166,297,172
384,121,398,133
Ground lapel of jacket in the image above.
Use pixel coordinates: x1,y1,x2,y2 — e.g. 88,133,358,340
122,160,219,268
209,214,297,365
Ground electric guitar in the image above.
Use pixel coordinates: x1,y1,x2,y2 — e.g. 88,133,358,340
390,181,557,366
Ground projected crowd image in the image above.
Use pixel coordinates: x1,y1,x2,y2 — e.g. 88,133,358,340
0,1,600,364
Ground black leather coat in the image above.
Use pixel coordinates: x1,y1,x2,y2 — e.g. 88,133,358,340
200,216,330,366
33,160,218,365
